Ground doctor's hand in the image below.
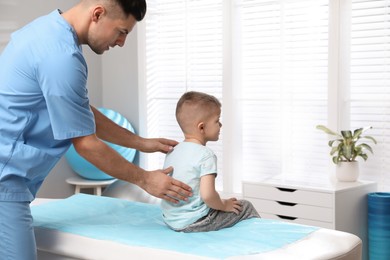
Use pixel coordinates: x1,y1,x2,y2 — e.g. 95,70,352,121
141,167,192,203
139,138,178,154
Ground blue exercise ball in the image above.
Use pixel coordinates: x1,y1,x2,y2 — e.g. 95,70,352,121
65,107,136,180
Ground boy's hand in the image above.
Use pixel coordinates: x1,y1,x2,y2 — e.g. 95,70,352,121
222,198,242,214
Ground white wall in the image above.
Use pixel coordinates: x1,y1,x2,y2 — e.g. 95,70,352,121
101,26,141,169
101,27,140,143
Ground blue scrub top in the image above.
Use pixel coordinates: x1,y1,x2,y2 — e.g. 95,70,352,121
0,10,96,202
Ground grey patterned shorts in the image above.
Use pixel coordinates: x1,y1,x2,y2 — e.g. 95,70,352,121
176,200,260,233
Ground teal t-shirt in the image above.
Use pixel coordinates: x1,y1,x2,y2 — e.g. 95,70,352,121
161,142,217,230
0,10,95,201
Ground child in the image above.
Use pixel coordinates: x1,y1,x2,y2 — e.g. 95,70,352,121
161,91,260,232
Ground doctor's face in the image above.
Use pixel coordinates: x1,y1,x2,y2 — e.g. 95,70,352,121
88,10,137,54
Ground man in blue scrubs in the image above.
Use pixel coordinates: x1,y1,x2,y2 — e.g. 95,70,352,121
0,1,192,259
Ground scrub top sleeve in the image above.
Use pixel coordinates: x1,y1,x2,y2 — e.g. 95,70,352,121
37,52,95,140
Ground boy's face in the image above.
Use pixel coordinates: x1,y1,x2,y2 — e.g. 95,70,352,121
203,107,222,142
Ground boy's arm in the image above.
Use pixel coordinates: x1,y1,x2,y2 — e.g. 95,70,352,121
200,174,241,214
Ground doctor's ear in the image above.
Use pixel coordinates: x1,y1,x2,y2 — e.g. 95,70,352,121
92,6,105,22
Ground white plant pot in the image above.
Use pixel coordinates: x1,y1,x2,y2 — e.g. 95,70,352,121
336,161,359,182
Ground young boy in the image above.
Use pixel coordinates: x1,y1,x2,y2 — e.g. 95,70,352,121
161,91,260,232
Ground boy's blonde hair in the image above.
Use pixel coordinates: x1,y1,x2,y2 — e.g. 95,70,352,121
176,91,221,133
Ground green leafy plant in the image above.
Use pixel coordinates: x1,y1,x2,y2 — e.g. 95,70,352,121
316,125,377,164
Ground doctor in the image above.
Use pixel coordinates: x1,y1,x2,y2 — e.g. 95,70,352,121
0,0,192,259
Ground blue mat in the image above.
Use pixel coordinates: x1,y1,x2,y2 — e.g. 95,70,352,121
32,194,318,259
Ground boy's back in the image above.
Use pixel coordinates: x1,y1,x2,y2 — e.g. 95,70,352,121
161,142,217,230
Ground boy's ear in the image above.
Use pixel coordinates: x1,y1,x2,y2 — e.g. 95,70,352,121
197,122,205,133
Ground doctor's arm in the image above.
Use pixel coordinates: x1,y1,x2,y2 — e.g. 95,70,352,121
72,134,191,203
90,105,178,154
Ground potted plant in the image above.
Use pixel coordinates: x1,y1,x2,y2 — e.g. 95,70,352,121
316,125,377,182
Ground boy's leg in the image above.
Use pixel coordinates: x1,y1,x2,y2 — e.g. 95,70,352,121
181,200,260,232
206,200,260,230
239,200,260,219
0,201,37,260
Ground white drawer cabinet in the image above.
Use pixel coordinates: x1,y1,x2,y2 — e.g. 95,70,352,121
242,178,377,260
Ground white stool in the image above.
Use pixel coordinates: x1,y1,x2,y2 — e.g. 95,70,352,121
66,176,116,196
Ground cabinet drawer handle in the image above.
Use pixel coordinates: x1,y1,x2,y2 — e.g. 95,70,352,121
276,215,297,221
276,187,297,192
276,201,297,206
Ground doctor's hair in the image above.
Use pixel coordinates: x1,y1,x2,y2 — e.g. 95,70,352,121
176,91,221,130
115,0,146,21
95,0,147,21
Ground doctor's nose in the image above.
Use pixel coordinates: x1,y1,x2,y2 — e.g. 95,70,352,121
116,35,127,47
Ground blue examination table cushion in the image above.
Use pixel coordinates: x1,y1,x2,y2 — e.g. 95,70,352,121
32,194,318,259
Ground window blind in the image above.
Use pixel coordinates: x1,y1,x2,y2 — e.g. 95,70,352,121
143,0,224,188
142,0,330,192
349,0,390,190
236,0,330,184
141,0,390,193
